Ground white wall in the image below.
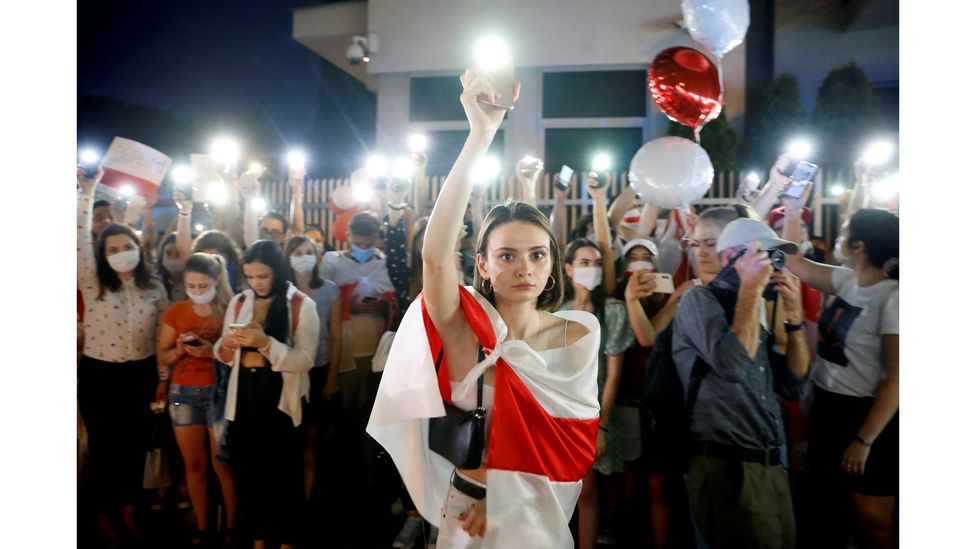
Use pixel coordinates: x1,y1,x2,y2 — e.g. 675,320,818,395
365,0,748,166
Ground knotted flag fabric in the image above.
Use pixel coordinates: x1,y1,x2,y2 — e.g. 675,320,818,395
367,286,601,548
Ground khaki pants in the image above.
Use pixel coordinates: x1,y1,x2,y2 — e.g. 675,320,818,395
687,454,796,549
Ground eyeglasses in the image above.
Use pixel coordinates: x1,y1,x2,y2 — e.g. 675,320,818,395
260,229,283,239
682,238,717,249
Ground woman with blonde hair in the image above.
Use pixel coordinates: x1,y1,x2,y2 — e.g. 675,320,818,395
156,252,237,545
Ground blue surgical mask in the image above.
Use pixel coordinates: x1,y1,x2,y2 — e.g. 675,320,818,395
350,244,375,263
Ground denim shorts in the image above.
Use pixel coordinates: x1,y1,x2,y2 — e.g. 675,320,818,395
168,383,219,427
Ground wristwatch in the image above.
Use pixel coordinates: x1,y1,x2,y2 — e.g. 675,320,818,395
784,320,806,333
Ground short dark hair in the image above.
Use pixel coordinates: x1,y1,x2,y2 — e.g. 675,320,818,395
261,210,289,233
848,209,899,280
349,212,381,237
95,223,155,299
93,199,112,209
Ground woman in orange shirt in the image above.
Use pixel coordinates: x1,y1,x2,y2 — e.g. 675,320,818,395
156,253,237,545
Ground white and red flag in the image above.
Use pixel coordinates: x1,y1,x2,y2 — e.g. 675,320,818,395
367,286,601,548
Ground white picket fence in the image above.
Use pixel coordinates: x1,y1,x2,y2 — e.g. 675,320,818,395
259,169,851,249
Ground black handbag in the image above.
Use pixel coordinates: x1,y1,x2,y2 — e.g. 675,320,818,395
428,347,486,470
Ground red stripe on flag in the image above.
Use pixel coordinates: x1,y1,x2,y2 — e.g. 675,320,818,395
488,359,598,482
99,167,159,197
421,287,499,405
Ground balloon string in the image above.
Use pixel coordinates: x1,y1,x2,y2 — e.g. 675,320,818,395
717,57,726,101
693,127,702,144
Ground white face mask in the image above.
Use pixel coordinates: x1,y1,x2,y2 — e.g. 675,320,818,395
833,235,853,267
163,258,184,274
290,254,317,273
107,249,141,273
626,260,655,275
188,286,216,305
572,266,603,290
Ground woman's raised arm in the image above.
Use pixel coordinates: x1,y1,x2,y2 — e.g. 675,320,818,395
422,68,519,330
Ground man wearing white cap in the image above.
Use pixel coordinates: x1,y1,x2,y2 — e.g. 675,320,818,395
671,218,811,549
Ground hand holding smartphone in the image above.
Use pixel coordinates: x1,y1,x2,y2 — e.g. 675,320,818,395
782,161,818,199
650,273,676,294
555,165,574,192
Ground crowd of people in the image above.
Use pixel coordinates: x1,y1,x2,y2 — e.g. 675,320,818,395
77,67,898,549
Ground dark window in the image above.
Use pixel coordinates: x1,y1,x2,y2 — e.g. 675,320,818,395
425,130,505,176
543,71,647,118
410,76,465,122
544,127,643,175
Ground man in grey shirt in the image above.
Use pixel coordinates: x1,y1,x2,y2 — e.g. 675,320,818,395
672,218,811,549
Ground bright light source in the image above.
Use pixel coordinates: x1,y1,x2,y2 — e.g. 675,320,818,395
392,157,414,180
408,133,428,153
207,183,229,205
287,150,306,171
195,224,205,232
474,35,510,71
119,185,135,197
363,56,370,63
872,175,899,201
830,184,845,197
247,162,265,175
171,165,194,186
592,153,612,172
473,156,501,184
352,183,374,203
80,149,99,164
135,230,143,237
251,197,267,212
365,155,387,177
862,141,895,166
746,172,760,185
786,139,813,160
211,138,240,168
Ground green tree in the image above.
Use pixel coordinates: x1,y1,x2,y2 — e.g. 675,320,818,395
667,110,739,172
812,62,882,168
740,74,809,171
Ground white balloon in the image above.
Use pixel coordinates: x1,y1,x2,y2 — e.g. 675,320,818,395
332,185,357,211
681,0,750,58
628,137,714,209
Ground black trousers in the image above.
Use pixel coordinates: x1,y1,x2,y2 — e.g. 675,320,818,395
78,355,157,511
229,366,305,545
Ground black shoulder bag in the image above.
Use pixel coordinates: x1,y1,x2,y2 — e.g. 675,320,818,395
428,347,486,470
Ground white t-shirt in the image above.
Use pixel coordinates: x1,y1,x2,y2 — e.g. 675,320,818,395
813,267,898,398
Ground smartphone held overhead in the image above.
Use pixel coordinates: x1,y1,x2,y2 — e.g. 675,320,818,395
783,161,818,199
555,165,574,191
474,35,515,112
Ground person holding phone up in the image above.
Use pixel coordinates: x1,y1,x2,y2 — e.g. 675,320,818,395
155,252,238,546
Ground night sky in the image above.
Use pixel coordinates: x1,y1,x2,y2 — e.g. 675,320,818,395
78,0,375,178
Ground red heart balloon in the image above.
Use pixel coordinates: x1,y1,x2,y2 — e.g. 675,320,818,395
647,46,723,130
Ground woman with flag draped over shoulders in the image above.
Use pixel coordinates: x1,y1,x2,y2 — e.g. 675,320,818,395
367,67,601,548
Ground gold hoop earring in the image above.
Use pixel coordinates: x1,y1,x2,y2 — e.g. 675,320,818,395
481,278,493,294
544,275,556,292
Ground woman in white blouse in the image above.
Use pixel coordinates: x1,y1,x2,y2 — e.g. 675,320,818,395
214,240,319,549
77,168,169,544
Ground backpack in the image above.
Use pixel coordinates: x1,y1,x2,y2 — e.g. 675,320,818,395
640,284,736,474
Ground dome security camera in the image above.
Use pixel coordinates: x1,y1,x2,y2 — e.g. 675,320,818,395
347,38,367,65
347,34,378,66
